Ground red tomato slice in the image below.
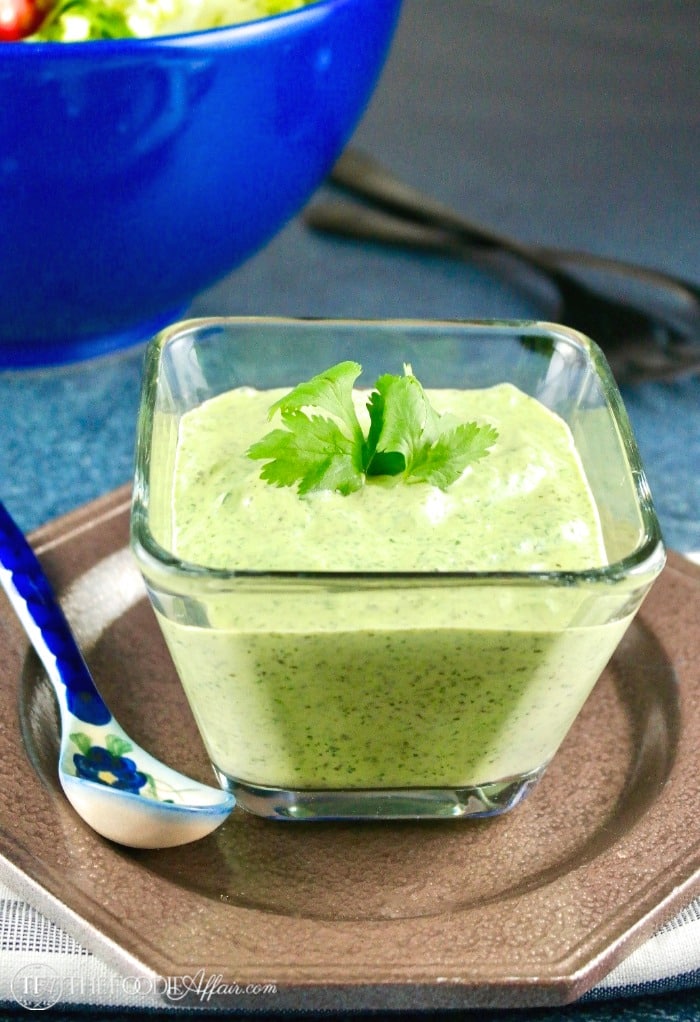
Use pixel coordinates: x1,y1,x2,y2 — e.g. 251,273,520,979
0,0,44,39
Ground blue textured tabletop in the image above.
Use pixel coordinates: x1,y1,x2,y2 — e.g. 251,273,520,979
1,1,699,1019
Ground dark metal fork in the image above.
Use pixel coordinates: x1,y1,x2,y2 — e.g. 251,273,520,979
304,148,700,385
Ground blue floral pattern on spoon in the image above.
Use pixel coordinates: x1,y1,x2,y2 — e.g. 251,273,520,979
0,500,234,848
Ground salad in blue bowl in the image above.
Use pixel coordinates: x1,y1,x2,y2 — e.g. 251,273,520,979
0,0,401,366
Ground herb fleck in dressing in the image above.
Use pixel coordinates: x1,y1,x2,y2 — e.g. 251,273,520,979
153,382,628,791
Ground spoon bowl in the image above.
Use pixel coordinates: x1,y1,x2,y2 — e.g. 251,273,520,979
0,501,234,849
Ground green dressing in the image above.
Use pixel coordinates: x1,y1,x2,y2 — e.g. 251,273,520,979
150,382,630,791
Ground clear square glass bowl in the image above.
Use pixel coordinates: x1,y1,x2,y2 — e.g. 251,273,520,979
131,317,665,820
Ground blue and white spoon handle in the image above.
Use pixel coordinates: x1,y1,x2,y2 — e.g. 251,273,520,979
0,500,111,727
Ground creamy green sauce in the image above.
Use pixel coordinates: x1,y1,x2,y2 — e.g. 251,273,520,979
151,382,628,792
169,383,607,572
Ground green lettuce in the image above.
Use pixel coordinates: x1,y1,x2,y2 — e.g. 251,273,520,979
30,0,318,41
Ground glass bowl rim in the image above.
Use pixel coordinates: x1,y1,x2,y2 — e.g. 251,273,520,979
130,315,666,590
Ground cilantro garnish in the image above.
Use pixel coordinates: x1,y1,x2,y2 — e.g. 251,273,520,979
247,361,498,495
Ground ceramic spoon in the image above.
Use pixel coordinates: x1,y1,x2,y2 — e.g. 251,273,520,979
0,501,235,849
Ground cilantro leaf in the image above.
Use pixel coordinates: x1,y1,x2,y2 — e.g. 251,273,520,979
266,361,365,447
366,370,442,477
247,361,498,495
248,411,365,495
247,363,366,495
407,420,500,489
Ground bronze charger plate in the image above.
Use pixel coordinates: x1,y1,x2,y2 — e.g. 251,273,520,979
1,485,699,1011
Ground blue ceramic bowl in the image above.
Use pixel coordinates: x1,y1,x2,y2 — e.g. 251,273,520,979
0,0,401,367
